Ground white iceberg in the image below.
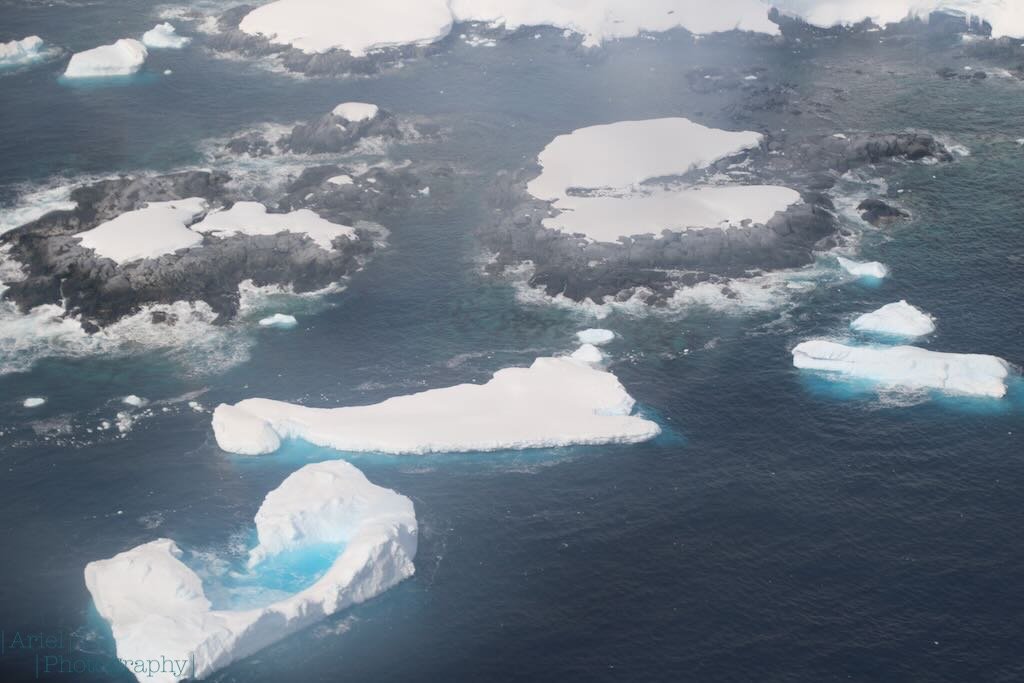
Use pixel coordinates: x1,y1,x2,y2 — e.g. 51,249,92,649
84,460,417,683
332,102,379,122
258,313,298,329
142,23,191,49
851,300,935,338
122,395,147,407
524,118,798,242
64,38,148,78
213,356,660,456
23,397,45,408
569,343,604,364
792,340,1011,398
238,0,779,56
576,328,614,345
837,256,889,280
191,202,356,250
76,198,208,264
0,36,57,68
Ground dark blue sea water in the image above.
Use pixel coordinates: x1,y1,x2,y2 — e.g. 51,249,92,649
1,2,1022,681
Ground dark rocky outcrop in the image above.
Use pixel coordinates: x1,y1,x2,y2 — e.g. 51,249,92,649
281,107,402,154
858,198,910,226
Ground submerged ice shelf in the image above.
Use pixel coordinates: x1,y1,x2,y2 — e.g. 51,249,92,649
793,340,1012,398
213,356,660,456
85,460,417,683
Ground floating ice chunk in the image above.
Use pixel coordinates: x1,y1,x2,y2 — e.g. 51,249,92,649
527,118,763,201
570,343,604,364
122,395,146,407
0,36,56,68
851,300,935,338
792,340,1011,398
191,202,355,251
837,256,889,280
258,313,298,329
142,23,191,49
327,174,353,185
76,198,208,264
576,328,615,345
64,39,148,78
84,460,416,682
332,102,379,122
213,356,660,456
239,0,778,56
23,397,45,408
212,404,281,455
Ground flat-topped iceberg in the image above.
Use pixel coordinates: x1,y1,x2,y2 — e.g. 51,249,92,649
238,0,778,56
64,38,148,78
851,300,935,338
524,118,798,242
837,256,889,280
192,202,356,250
213,356,660,456
76,199,208,264
577,328,614,345
792,340,1012,398
0,36,56,68
84,460,417,683
142,23,191,49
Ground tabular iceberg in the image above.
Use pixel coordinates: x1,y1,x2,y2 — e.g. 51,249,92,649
837,256,889,280
851,300,936,338
792,340,1012,398
577,328,615,345
213,356,660,456
142,23,191,49
64,39,148,78
84,460,417,683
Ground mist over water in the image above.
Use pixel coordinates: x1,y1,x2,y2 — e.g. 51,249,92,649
1,1,1022,681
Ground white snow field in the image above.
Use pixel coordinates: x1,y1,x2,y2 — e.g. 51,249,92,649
771,1,1024,39
524,118,798,242
792,341,1012,398
577,328,615,345
837,256,889,280
213,356,660,456
258,313,298,329
238,0,778,56
64,38,148,78
332,102,380,122
76,199,208,264
142,23,191,49
0,36,56,68
851,301,936,338
191,202,356,250
85,460,417,683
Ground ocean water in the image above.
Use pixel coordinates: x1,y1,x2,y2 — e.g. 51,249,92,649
1,2,1023,681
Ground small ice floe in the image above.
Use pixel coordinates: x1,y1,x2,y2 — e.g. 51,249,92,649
837,256,889,280
570,344,604,364
0,36,59,69
23,397,46,408
258,313,298,329
64,39,148,78
142,23,191,49
851,301,935,338
122,395,147,407
576,328,615,346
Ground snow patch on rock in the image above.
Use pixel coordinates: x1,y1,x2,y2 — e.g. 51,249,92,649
191,202,356,250
332,102,379,122
76,198,208,264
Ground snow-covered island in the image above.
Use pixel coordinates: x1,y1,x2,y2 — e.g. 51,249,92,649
213,356,660,456
793,340,1012,398
85,460,417,683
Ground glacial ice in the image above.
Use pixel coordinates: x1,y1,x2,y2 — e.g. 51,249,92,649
525,118,798,242
0,36,54,68
258,313,298,329
332,102,380,122
213,356,660,456
23,397,45,408
239,0,779,56
851,300,936,338
142,23,191,49
76,199,208,264
122,395,147,407
84,460,417,682
64,39,148,78
191,202,356,250
576,328,615,345
837,256,889,280
570,343,604,364
792,340,1012,398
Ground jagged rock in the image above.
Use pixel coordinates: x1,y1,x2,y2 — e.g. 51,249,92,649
858,198,910,225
